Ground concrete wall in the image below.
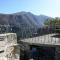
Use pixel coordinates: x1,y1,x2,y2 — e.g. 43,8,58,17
0,33,20,60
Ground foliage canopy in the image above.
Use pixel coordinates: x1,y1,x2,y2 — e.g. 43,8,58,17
44,17,60,26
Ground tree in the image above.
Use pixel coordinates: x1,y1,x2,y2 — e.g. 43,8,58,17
44,17,60,33
44,17,60,26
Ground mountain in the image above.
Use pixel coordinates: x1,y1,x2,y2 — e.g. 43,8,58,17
0,12,50,38
0,12,50,28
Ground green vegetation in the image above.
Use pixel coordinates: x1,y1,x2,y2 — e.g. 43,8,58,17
44,17,60,26
44,17,60,33
37,17,60,35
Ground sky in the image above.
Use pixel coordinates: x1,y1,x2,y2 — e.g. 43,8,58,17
0,0,60,17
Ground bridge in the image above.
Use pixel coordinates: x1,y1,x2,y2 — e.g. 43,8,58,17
20,33,60,60
21,33,60,46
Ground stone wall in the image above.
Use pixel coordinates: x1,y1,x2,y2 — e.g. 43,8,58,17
0,33,20,60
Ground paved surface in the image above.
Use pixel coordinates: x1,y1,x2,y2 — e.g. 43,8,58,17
21,33,60,46
0,52,5,60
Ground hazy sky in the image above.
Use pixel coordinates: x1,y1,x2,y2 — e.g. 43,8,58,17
0,0,60,17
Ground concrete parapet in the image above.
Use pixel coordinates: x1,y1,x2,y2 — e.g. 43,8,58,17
0,33,20,60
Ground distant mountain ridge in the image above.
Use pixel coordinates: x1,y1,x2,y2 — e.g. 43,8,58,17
0,11,50,28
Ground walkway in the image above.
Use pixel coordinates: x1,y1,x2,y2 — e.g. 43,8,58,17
21,33,60,46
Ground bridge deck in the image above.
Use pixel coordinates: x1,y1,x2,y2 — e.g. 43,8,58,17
21,33,60,46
